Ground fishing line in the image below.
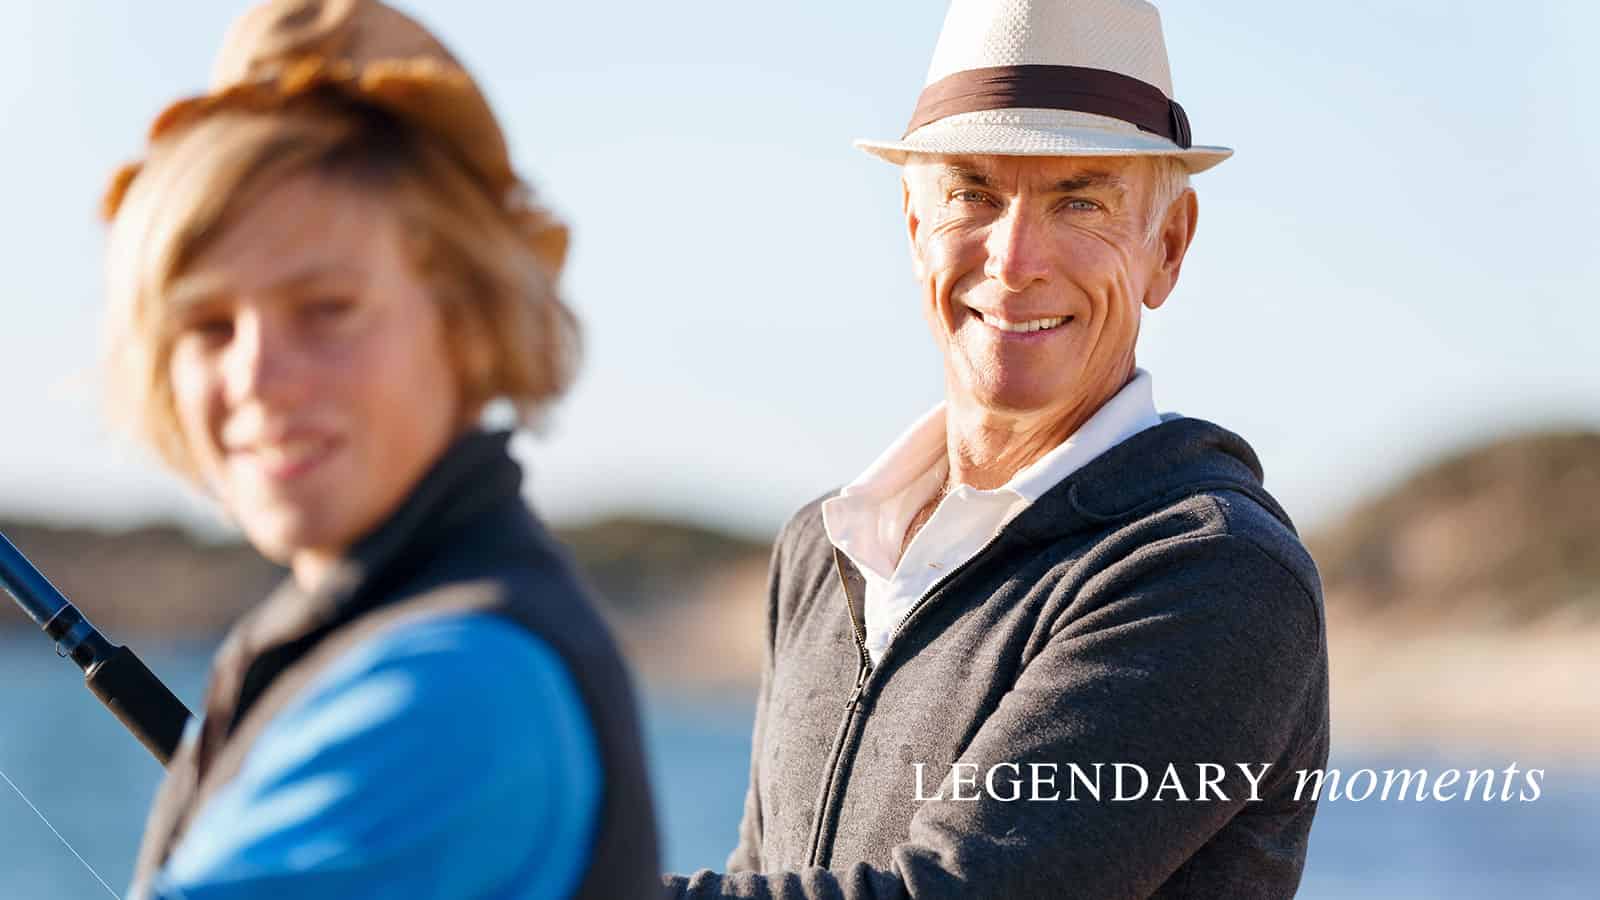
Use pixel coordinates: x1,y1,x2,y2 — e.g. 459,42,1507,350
0,763,122,899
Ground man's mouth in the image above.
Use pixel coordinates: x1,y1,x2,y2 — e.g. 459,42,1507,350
970,309,1074,334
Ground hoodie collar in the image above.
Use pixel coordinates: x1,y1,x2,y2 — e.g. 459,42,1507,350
1004,416,1296,547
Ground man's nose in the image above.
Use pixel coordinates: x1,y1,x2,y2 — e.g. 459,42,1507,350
220,311,306,408
983,204,1052,292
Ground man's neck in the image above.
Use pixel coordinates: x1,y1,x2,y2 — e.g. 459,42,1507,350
898,362,1137,560
943,365,1136,492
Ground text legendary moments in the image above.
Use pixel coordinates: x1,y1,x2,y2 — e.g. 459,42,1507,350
912,762,1547,803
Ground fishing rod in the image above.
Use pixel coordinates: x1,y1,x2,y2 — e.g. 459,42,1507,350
1,529,192,766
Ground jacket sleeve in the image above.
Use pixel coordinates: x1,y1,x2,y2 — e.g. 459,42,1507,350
664,532,1328,899
723,523,789,872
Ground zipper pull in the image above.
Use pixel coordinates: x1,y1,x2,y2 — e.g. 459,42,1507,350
844,665,869,712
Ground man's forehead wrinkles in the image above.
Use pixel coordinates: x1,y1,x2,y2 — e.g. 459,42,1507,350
923,156,1133,194
1052,172,1126,192
935,163,993,187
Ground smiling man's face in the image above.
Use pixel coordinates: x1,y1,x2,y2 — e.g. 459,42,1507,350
903,153,1195,421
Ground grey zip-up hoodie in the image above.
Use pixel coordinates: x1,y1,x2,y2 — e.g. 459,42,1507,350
667,416,1330,899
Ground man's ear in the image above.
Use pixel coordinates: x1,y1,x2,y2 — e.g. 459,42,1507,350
1144,188,1198,311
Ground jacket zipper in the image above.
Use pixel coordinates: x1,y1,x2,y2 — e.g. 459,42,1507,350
804,532,1016,867
832,547,875,676
882,527,1016,667
805,551,874,866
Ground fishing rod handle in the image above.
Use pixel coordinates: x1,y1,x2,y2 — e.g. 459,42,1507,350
86,645,193,766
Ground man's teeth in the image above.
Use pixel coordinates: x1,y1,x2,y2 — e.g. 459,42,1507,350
982,314,1069,333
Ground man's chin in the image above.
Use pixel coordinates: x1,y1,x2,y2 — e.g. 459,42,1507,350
959,378,1079,418
951,349,1084,413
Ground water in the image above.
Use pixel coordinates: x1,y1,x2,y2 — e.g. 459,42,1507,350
2,637,1596,898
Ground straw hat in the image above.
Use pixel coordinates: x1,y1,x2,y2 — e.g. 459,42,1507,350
101,0,567,271
856,0,1231,173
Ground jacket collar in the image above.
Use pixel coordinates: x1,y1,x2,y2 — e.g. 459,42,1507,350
1003,416,1295,547
210,428,525,746
302,427,523,623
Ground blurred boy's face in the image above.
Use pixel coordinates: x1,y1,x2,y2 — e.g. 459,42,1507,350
166,173,463,589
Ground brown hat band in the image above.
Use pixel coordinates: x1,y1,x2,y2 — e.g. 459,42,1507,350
905,64,1193,149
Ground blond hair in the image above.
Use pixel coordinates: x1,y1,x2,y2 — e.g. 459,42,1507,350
103,96,579,478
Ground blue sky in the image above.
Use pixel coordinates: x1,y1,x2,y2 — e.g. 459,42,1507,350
1,1,1594,538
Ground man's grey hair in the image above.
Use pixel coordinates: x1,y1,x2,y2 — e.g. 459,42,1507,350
1143,155,1192,244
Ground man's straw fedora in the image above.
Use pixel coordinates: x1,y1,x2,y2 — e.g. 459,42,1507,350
856,0,1232,173
101,0,567,272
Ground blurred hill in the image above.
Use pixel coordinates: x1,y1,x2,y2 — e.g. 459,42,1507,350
1305,427,1600,757
557,516,768,615
0,520,283,635
0,513,769,626
1308,428,1600,627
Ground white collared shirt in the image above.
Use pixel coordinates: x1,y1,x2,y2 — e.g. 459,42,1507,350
821,368,1167,665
